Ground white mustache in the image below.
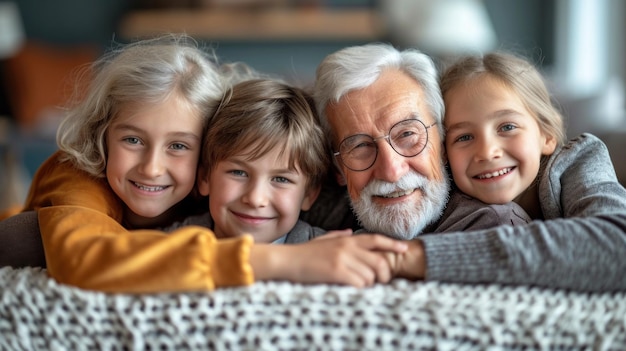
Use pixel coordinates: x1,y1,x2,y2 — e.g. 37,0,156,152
362,171,429,197
352,168,450,240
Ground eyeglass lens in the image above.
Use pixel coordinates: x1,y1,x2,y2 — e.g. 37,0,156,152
337,119,430,171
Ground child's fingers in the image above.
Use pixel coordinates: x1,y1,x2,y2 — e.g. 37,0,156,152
372,253,394,283
287,235,405,287
321,236,402,286
383,251,399,278
356,251,393,284
337,246,394,287
340,264,376,288
313,229,353,241
355,234,408,253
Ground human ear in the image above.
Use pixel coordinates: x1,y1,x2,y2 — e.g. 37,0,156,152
541,134,558,156
197,167,210,196
300,185,321,211
335,170,347,186
331,158,347,186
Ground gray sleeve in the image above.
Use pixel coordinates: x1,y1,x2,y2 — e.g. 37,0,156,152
433,191,531,233
283,220,326,244
420,134,626,292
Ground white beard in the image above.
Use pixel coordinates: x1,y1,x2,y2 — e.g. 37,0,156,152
351,168,450,240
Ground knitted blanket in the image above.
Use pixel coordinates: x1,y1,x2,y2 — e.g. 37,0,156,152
1,267,625,350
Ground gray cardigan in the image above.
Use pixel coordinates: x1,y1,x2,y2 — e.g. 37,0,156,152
420,133,626,292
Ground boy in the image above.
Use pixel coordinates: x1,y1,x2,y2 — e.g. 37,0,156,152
174,78,333,243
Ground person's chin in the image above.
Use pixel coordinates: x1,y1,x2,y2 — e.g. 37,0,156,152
351,181,449,240
352,198,425,240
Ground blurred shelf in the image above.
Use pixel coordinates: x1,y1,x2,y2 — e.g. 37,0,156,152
119,7,385,41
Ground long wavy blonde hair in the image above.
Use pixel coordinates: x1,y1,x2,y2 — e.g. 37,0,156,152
57,34,260,177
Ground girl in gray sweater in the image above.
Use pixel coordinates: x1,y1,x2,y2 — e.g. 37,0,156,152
426,51,626,291
442,51,565,220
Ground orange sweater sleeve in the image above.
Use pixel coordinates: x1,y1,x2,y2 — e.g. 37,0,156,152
24,151,254,293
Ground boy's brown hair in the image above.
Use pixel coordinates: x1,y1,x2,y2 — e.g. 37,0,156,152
201,79,329,191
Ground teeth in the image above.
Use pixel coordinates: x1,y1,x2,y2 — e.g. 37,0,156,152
477,167,512,179
380,189,415,198
133,182,166,192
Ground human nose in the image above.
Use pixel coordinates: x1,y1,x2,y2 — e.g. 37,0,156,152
138,148,165,177
242,181,269,208
373,133,392,146
474,135,502,161
372,138,408,183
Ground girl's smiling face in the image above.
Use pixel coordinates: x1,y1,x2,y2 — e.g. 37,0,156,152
444,75,556,204
105,95,202,226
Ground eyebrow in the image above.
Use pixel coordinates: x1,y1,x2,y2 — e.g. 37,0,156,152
445,109,522,132
226,158,301,175
346,114,428,137
111,123,201,141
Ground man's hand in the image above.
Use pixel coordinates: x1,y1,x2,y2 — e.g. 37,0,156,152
385,239,426,280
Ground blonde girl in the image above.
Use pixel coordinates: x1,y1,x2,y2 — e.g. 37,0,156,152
441,52,623,222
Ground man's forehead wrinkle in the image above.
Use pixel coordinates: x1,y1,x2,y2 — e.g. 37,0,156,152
408,89,429,122
345,96,356,116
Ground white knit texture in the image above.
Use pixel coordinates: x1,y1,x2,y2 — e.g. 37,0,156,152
1,267,625,350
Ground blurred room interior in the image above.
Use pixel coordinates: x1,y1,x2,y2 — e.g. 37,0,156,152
0,0,625,211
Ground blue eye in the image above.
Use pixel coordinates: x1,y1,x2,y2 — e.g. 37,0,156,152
229,170,247,177
273,176,292,184
455,134,472,143
351,141,375,153
392,124,420,140
500,124,516,132
346,139,374,152
123,137,141,145
398,130,417,138
170,143,189,150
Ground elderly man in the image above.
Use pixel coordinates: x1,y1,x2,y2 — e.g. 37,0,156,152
312,43,626,292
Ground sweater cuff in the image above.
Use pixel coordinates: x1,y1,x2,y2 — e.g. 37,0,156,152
420,231,506,284
208,235,255,288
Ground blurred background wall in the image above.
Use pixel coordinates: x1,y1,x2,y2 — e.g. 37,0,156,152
1,0,625,210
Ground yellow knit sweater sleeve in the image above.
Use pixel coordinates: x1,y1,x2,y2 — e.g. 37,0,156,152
24,151,254,293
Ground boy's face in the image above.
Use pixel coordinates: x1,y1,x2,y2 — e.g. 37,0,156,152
105,95,202,226
443,75,556,204
198,144,320,243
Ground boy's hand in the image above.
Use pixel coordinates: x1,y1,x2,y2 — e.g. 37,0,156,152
311,229,353,240
252,234,407,288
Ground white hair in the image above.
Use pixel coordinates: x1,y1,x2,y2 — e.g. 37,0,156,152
313,42,445,145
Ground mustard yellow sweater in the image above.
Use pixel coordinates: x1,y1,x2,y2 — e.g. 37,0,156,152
23,151,254,293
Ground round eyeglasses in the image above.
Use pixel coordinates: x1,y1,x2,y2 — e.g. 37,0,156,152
334,119,437,172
